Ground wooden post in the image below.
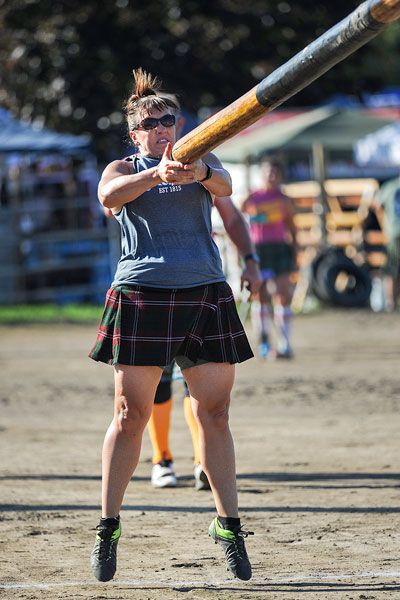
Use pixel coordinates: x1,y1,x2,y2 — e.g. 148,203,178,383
173,0,400,164
312,142,329,247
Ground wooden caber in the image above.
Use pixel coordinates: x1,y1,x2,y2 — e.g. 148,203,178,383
173,0,400,164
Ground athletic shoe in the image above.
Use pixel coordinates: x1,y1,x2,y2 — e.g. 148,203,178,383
258,341,270,359
208,517,253,580
276,349,294,359
151,459,177,488
194,463,211,491
275,344,294,359
258,333,271,359
90,519,121,582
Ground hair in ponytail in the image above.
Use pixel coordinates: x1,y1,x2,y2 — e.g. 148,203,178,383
124,68,180,132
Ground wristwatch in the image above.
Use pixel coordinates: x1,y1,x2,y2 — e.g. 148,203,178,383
244,252,260,264
198,164,213,182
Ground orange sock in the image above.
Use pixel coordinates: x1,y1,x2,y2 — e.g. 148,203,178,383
147,399,173,464
183,395,200,465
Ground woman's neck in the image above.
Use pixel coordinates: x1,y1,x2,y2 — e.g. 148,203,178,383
139,152,161,160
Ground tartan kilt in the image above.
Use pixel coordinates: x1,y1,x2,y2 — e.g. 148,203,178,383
89,282,254,367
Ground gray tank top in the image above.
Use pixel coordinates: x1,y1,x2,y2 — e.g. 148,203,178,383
112,154,225,288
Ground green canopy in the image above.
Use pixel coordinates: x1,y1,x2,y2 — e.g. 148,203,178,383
214,108,397,163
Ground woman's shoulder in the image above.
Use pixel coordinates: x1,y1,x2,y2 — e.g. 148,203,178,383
102,158,133,177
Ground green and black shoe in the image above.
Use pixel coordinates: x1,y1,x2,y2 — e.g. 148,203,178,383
209,517,253,581
90,517,121,582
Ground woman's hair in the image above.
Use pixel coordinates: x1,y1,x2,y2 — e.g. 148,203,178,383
124,68,180,132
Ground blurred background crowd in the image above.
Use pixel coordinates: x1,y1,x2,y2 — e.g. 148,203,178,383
0,0,399,313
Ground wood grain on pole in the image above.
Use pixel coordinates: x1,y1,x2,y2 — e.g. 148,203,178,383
172,0,400,164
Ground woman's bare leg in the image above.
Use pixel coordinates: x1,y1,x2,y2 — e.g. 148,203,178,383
101,364,162,517
184,362,237,517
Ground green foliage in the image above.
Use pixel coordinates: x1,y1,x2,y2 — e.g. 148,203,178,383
0,304,103,324
0,0,398,160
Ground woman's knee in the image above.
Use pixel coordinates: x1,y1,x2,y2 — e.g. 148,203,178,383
198,401,230,432
213,406,230,431
114,394,151,434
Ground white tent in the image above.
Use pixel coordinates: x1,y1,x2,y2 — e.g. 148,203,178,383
354,121,400,166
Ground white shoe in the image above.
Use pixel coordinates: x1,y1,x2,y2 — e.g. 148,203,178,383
194,463,211,491
151,460,177,488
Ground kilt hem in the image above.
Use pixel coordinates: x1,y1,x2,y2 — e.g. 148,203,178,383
89,282,254,367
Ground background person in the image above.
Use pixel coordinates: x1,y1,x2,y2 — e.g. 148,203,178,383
241,158,297,359
89,68,254,583
148,195,262,490
371,174,400,311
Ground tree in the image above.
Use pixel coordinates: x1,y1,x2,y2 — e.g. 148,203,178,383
1,0,399,160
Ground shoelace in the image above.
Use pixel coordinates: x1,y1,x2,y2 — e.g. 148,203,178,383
95,526,114,560
226,527,254,560
237,527,254,539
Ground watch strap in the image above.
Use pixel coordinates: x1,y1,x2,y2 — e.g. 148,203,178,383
198,164,212,182
244,252,260,264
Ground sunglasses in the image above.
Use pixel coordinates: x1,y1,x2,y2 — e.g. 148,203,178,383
134,114,176,131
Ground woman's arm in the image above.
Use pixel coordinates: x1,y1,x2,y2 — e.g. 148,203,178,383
98,148,232,212
186,152,232,198
98,144,193,211
98,159,161,211
214,196,262,295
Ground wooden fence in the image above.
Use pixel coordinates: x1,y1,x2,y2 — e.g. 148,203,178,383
0,197,118,305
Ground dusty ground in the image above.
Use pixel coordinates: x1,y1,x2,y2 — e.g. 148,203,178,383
0,309,399,600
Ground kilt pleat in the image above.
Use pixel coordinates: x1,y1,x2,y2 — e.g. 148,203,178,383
89,282,253,367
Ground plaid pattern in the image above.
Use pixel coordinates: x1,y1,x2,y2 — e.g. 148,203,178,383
89,282,254,367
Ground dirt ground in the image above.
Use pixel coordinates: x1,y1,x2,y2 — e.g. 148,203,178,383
0,309,399,600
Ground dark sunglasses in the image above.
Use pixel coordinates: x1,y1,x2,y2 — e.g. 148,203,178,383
134,114,176,131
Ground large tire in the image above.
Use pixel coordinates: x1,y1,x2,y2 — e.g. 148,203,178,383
311,249,372,307
311,248,353,302
310,249,332,301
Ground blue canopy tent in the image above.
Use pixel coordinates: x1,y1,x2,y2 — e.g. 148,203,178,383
0,109,109,305
0,108,90,153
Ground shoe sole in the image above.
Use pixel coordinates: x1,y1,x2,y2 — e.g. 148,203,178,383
151,476,177,488
195,473,211,491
